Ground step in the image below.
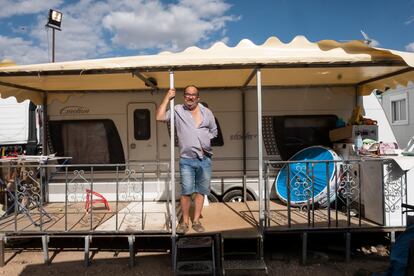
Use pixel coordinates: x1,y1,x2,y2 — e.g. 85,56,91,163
176,260,213,275
224,251,259,258
177,236,213,249
223,259,267,272
221,230,261,239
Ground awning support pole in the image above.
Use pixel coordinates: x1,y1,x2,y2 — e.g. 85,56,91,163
42,92,49,203
241,88,247,202
169,71,177,273
256,69,264,231
42,92,48,156
132,70,158,90
170,70,176,236
242,67,258,89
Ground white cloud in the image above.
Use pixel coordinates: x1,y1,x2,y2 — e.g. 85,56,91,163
102,0,237,51
0,0,237,64
0,0,63,18
405,15,414,25
179,0,232,18
406,42,414,52
0,35,47,64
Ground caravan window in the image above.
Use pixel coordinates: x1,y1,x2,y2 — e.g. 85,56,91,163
133,109,151,140
269,115,337,160
49,119,125,165
390,93,408,125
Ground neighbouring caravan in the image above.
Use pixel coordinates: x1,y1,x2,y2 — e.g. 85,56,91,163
1,36,414,228
379,82,414,148
0,97,39,157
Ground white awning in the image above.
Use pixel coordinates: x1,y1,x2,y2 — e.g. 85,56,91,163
1,35,413,104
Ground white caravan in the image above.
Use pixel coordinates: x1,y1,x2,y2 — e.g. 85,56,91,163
379,82,414,147
44,87,392,202
0,97,39,156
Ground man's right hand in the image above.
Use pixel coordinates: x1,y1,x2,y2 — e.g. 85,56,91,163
167,89,176,100
156,89,176,121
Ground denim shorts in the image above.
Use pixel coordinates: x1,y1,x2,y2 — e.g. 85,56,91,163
179,157,212,195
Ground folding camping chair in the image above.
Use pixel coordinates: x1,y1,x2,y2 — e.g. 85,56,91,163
0,167,52,227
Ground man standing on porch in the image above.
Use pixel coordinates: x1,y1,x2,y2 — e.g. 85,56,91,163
156,85,217,233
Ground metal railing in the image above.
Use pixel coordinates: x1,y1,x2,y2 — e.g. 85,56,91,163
0,161,171,234
263,158,408,230
0,157,409,235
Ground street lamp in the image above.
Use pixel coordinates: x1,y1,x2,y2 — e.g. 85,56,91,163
45,9,63,62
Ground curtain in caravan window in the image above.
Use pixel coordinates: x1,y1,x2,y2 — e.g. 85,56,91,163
62,122,110,164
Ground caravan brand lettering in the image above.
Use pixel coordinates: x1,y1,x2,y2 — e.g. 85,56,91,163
230,131,257,140
60,106,90,115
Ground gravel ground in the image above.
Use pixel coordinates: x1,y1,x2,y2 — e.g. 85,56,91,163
0,247,389,276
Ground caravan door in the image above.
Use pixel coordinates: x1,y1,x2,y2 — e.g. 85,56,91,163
127,102,157,161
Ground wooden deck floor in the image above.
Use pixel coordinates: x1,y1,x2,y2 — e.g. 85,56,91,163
0,200,379,235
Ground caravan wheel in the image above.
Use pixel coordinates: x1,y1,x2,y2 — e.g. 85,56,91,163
222,190,254,203
207,193,219,203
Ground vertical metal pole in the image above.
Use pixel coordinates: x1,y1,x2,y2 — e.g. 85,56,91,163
400,169,405,225
39,165,44,231
306,162,311,227
391,231,396,247
345,232,351,263
141,164,145,231
310,163,314,228
42,92,49,203
42,235,49,264
42,93,48,156
84,235,90,267
287,163,291,228
128,235,135,268
65,166,68,231
405,172,408,225
173,236,177,275
346,163,351,227
116,166,119,232
358,162,362,227
14,167,18,232
170,70,176,234
302,232,307,265
256,69,264,230
0,234,5,267
335,163,339,227
241,89,247,202
265,163,270,228
169,71,177,274
90,167,94,230
381,161,386,226
52,28,55,63
326,162,331,227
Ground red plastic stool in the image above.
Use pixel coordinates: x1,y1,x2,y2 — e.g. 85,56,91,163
85,189,111,212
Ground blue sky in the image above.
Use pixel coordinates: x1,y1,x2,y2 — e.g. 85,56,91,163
0,0,413,65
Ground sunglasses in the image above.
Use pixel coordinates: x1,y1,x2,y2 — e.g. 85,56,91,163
184,93,199,98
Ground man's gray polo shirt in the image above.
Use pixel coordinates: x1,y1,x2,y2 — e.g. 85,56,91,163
165,103,218,159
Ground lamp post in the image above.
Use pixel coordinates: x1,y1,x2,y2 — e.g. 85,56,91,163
45,9,63,63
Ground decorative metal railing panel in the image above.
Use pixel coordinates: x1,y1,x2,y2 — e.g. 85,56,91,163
67,169,89,203
337,162,360,215
289,162,313,211
0,162,171,234
264,158,408,230
383,160,406,214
